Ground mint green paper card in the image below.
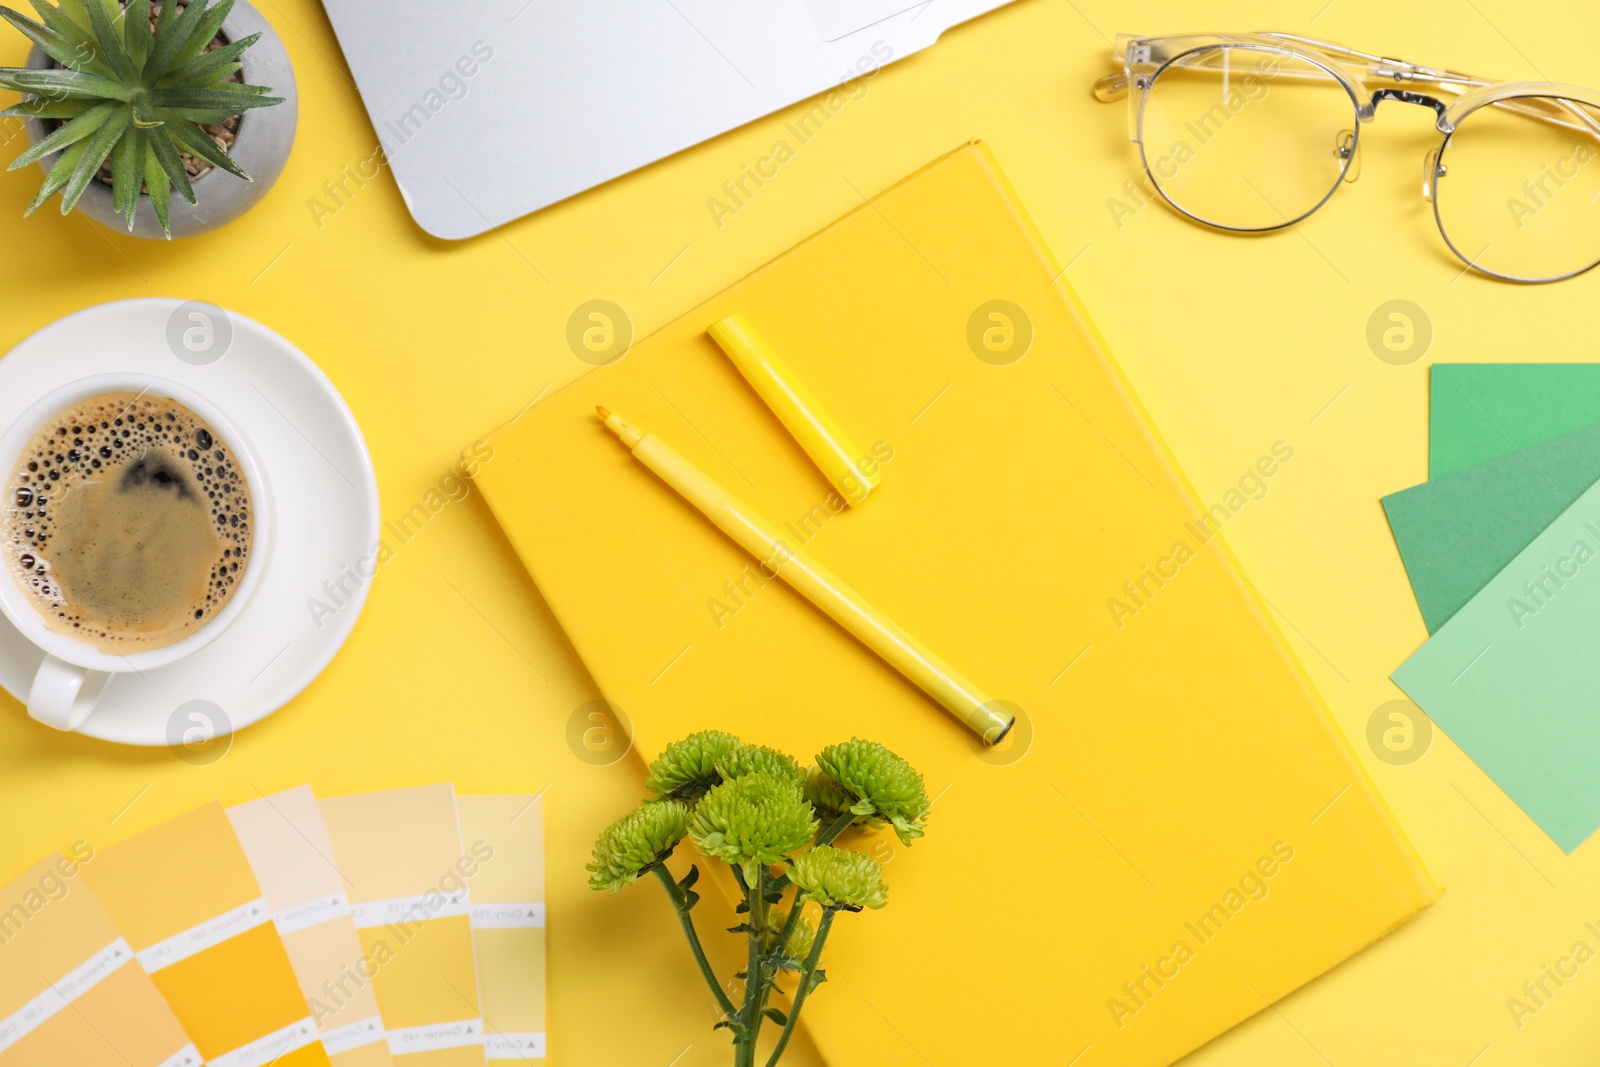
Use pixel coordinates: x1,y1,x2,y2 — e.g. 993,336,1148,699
1393,478,1600,852
1432,364,1600,478
1384,422,1600,633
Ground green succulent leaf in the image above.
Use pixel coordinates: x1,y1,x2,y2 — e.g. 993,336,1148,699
688,772,817,881
148,86,282,111
160,112,247,179
157,30,255,88
814,739,930,845
7,97,115,168
140,0,208,81
23,135,85,214
645,730,742,801
2,96,97,119
58,100,128,212
141,143,169,236
22,0,113,77
145,125,195,204
0,65,131,100
585,800,692,894
122,0,149,70
52,0,94,32
172,0,232,70
111,122,144,225
0,6,86,70
787,845,889,910
79,0,133,82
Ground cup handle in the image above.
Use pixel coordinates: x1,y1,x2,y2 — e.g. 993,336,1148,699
28,655,110,732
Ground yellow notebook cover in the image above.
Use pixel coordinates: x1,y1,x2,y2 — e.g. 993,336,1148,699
471,142,1438,1066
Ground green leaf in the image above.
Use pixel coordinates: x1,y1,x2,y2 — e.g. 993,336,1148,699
147,106,233,124
157,31,254,87
123,0,149,71
153,0,175,37
172,0,232,70
0,66,131,100
762,1008,788,1026
111,122,143,223
159,113,247,180
145,124,194,203
142,142,169,237
1,96,96,119
149,86,280,111
131,92,161,128
80,0,134,82
1,6,85,70
141,0,208,81
23,136,86,215
58,101,127,212
7,98,116,169
53,0,91,32
679,865,700,891
23,0,115,78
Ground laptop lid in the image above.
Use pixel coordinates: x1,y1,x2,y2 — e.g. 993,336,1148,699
317,0,1013,238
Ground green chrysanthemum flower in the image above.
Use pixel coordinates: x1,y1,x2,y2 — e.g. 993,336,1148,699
815,739,929,845
767,908,815,961
787,845,888,911
803,764,855,820
689,772,817,880
586,801,691,893
717,744,803,786
645,729,742,801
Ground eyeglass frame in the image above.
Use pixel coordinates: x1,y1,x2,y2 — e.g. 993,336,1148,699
1092,32,1600,283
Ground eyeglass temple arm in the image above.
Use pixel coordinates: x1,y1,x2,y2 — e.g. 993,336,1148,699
1094,33,1600,140
1262,35,1600,137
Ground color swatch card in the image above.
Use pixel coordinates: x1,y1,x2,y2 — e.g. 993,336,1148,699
458,796,546,1064
228,788,396,1067
1383,421,1600,633
0,853,199,1067
1394,472,1600,852
319,786,486,1067
79,804,331,1067
1431,363,1600,477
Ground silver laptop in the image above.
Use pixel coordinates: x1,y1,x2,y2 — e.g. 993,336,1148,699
318,0,1014,239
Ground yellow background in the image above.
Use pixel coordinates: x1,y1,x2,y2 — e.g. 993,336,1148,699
2,0,1599,1064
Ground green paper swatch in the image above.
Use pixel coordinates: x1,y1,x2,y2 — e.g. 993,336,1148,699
1393,477,1600,853
1431,363,1600,477
1384,422,1600,633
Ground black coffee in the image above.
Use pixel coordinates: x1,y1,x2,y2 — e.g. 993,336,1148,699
2,392,253,653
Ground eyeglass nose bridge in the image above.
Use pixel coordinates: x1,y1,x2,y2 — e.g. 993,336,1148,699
1363,88,1452,130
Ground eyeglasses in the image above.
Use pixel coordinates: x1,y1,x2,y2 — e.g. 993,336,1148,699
1093,32,1600,283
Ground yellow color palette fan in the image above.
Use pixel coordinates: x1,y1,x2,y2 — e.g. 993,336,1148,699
471,142,1438,1065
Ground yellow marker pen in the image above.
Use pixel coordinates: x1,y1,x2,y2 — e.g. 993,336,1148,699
707,314,880,505
598,406,1012,744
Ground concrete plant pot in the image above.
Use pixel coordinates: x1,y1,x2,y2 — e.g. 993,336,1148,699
22,0,297,239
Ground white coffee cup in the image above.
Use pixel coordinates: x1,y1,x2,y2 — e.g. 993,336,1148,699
0,373,274,731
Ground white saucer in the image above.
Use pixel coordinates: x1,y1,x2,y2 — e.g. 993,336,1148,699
0,299,380,746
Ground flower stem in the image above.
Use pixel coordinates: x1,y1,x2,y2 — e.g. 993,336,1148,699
816,810,857,847
651,865,737,1019
763,908,837,1067
735,865,768,1067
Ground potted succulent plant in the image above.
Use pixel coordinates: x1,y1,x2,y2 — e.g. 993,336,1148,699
0,0,296,239
589,731,931,1067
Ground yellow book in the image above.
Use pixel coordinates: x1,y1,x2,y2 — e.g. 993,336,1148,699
471,142,1438,1066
